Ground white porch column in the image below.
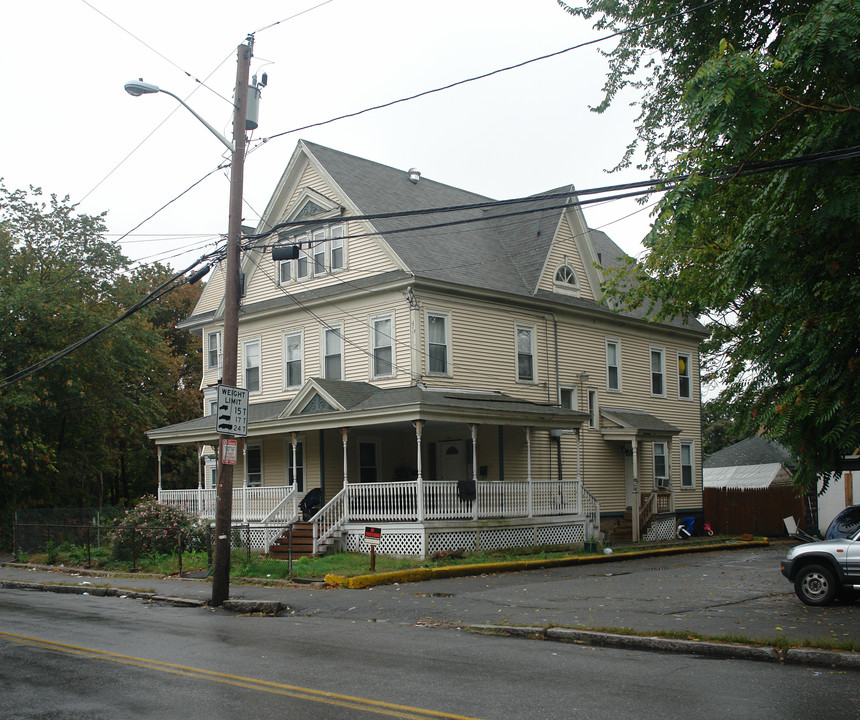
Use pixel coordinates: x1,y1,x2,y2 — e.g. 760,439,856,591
196,443,203,515
341,427,350,518
632,439,640,542
526,427,533,518
242,441,248,524
470,424,479,521
290,432,298,487
157,446,163,501
667,437,675,513
414,420,424,522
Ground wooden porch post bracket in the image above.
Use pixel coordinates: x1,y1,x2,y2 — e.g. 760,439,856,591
414,420,424,522
470,424,479,521
525,426,533,518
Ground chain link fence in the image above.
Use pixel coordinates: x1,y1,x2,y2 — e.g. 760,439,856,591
12,508,303,579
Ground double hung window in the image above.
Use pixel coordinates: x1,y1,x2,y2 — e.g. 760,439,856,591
281,225,345,282
678,352,692,399
653,442,668,483
681,442,694,488
207,331,222,371
244,340,261,393
427,313,449,375
606,340,620,391
372,317,393,377
285,332,303,388
516,326,535,382
651,348,665,397
324,327,343,380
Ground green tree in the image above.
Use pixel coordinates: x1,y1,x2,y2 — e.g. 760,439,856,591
0,184,202,546
560,0,860,491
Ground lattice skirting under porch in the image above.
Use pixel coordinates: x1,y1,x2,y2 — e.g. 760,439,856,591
642,515,677,541
342,517,589,558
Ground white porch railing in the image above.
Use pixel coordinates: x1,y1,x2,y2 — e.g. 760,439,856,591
158,485,293,523
310,479,597,553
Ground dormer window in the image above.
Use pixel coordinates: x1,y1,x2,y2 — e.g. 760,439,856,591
553,261,580,297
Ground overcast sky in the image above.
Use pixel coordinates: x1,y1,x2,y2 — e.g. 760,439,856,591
2,0,656,274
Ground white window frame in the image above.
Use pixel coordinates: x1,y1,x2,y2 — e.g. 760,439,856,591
286,225,346,282
553,262,581,297
680,441,694,488
245,443,262,488
559,386,578,410
653,442,668,485
243,339,261,394
323,325,343,381
371,315,394,378
650,347,665,397
278,258,292,285
516,325,536,383
207,331,222,371
606,339,621,391
284,330,303,389
678,351,692,400
426,311,451,376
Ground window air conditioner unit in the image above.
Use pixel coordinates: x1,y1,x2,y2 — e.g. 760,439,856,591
656,477,670,490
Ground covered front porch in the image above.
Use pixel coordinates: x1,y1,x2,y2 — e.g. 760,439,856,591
150,380,599,557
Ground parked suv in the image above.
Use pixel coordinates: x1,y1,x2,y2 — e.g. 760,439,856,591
781,528,860,605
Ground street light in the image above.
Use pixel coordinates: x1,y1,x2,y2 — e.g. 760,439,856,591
125,40,252,607
124,80,234,153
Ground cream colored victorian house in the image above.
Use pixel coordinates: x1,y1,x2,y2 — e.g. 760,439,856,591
147,141,707,556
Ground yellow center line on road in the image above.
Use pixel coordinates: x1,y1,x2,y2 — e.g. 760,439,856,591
0,630,485,720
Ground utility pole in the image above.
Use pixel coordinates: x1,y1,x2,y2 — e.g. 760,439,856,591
211,38,252,607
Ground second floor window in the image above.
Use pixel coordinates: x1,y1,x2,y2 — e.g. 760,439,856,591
285,332,303,388
516,326,534,381
244,340,261,393
324,327,343,380
372,317,393,377
678,353,692,399
207,331,222,370
427,313,449,374
606,340,620,391
651,348,665,397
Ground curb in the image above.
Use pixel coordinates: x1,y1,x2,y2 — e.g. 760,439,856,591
1,578,284,614
470,624,860,670
325,539,771,589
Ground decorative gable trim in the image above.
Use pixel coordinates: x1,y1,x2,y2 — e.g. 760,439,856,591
281,379,346,418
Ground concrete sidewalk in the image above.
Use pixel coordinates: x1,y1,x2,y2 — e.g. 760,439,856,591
2,542,858,670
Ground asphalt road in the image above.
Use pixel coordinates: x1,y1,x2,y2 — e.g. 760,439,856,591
0,585,856,720
1,541,858,644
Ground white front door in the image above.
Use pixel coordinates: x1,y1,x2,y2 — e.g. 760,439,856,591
439,441,466,482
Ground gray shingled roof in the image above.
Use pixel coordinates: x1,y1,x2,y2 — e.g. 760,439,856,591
704,436,792,468
303,141,705,334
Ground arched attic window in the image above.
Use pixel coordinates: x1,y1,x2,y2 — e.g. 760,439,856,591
553,261,580,297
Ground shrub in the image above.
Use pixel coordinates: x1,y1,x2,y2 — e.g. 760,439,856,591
111,496,206,561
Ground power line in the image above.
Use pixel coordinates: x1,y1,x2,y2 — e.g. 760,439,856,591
251,0,726,148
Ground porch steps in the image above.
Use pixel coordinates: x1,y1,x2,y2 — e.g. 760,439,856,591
267,522,337,559
609,510,654,542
